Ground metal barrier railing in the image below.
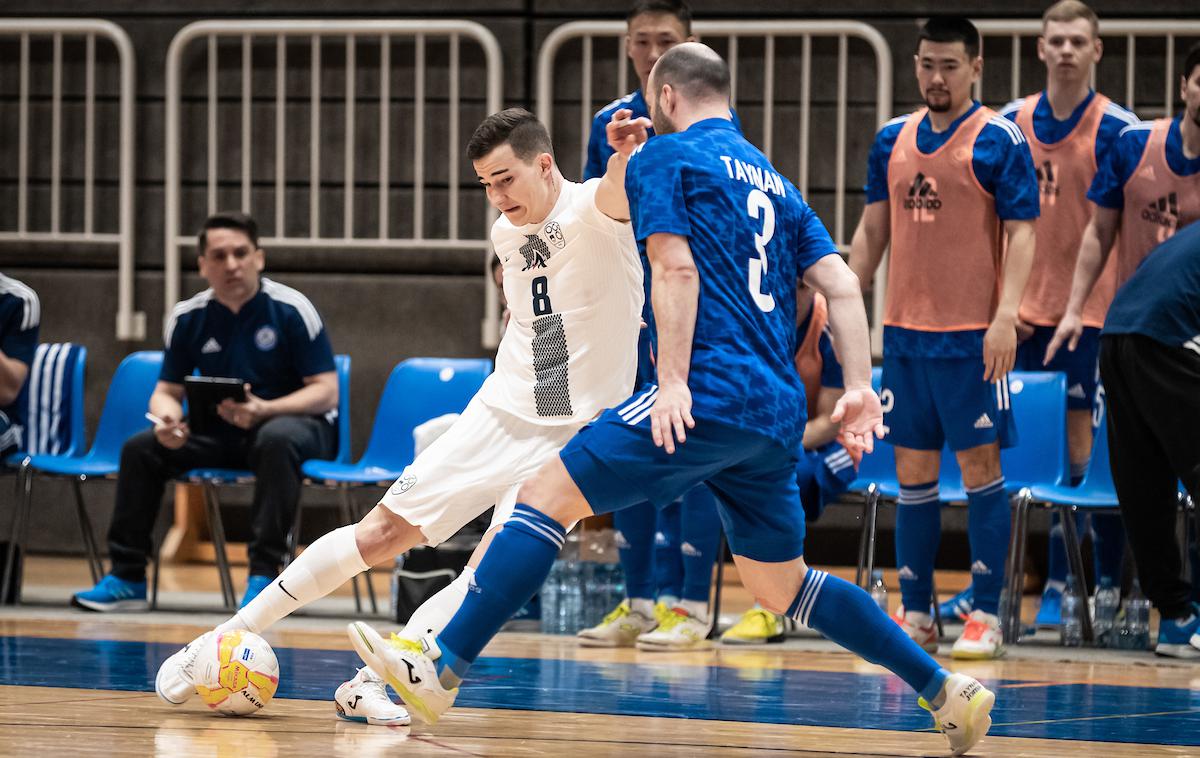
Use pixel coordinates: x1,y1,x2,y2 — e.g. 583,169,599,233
164,20,505,347
975,20,1200,117
537,20,893,351
0,19,142,340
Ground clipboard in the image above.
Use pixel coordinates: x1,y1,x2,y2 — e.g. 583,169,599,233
184,376,246,435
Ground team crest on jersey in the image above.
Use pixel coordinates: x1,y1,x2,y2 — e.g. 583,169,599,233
544,221,566,249
390,473,417,496
254,326,278,351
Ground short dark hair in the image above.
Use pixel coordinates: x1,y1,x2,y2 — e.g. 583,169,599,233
917,16,981,60
197,211,259,254
652,44,730,103
1184,42,1200,83
627,0,691,35
466,108,554,162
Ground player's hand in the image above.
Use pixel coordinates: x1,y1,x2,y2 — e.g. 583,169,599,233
983,315,1017,383
153,414,190,449
606,108,651,159
1015,318,1034,344
217,385,269,430
650,382,695,455
831,386,885,465
1044,311,1083,365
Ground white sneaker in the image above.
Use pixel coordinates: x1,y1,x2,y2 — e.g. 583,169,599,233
919,672,995,756
891,605,938,654
334,666,411,726
577,600,658,647
635,607,711,651
347,622,457,725
155,630,214,705
951,609,1005,660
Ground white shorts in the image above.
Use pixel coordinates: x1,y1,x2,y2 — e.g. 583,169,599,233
378,396,583,546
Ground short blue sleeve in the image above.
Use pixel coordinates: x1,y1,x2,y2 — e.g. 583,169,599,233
865,119,906,204
160,316,194,385
795,201,839,277
283,309,336,378
1095,105,1139,165
1088,127,1148,210
583,112,611,181
0,298,38,367
974,122,1040,221
817,329,843,389
626,138,691,241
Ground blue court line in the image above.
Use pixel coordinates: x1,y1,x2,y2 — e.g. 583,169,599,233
2,635,1199,746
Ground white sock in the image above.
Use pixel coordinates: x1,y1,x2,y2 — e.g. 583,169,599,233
396,566,475,641
630,597,655,618
228,525,370,634
677,598,709,623
658,594,679,609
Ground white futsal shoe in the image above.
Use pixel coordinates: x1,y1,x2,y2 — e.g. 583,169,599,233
155,630,215,705
891,606,939,654
919,672,995,756
951,610,1005,660
334,666,412,726
577,600,659,647
348,622,458,725
635,607,712,651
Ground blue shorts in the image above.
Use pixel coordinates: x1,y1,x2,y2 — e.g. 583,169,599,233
881,355,1017,452
1016,325,1100,411
796,442,857,523
559,403,805,563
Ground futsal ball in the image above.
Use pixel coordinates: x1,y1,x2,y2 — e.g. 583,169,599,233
193,630,280,716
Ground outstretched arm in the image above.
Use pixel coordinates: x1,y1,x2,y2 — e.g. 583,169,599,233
594,109,651,222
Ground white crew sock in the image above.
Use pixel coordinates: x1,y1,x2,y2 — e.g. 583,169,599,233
677,598,709,624
396,566,475,641
216,525,369,634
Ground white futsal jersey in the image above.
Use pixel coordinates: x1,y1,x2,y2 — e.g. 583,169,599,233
476,177,644,426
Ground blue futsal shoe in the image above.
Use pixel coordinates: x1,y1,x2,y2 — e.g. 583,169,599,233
938,585,974,621
71,574,148,612
1157,605,1200,659
240,574,274,609
1034,585,1063,628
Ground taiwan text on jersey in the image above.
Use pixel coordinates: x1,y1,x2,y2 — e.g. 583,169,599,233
625,118,839,448
476,178,645,426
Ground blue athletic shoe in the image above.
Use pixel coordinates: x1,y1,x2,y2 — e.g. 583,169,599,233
1034,586,1063,628
240,574,274,609
71,574,148,612
1157,605,1200,658
938,585,974,621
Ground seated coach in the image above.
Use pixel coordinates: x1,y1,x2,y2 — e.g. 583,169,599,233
73,211,338,611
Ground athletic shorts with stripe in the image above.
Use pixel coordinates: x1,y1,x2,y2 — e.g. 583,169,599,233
378,396,581,546
560,384,807,563
1015,325,1100,411
881,355,1017,451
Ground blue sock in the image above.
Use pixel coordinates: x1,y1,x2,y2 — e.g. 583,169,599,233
896,481,940,613
614,501,658,601
967,477,1009,615
790,568,948,698
1091,512,1126,587
679,485,722,603
655,500,683,600
1045,509,1088,588
435,504,565,684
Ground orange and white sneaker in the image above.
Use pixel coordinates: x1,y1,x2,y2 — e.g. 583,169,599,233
891,605,939,653
951,609,1005,660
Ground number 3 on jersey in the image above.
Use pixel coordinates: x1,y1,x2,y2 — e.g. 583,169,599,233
746,189,776,313
532,275,553,316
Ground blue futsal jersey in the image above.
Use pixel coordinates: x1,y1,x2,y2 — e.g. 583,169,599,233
625,117,838,448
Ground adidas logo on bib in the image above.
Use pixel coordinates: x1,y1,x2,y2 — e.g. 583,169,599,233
201,337,222,354
973,413,993,430
1067,384,1086,399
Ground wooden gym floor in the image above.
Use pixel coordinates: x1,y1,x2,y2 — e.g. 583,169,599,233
1,557,1199,756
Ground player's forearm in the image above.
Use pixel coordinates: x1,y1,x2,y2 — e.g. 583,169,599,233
801,416,839,450
595,152,631,221
149,384,185,420
848,203,889,291
995,220,1036,324
1063,214,1117,317
263,377,338,418
652,269,699,386
0,352,28,407
824,294,872,390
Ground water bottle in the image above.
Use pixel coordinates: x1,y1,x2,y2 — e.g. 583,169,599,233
1126,579,1151,651
1093,578,1121,648
1060,575,1083,647
540,560,561,634
869,570,888,614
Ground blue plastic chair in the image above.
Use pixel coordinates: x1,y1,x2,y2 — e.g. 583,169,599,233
13,351,161,597
169,355,352,611
1,342,89,603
